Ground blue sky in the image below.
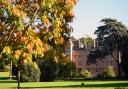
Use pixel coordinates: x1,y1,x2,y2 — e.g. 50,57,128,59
72,0,128,39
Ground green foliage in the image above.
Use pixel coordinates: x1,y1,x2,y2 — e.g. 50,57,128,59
36,51,76,81
88,18,128,78
20,62,41,82
58,61,76,79
80,36,94,47
0,58,10,72
0,54,11,72
0,0,77,68
0,59,5,71
40,60,57,81
98,66,116,78
75,72,81,78
87,46,109,64
80,68,92,78
94,18,127,52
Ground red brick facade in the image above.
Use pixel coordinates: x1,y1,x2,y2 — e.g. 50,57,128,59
71,47,118,77
66,40,118,77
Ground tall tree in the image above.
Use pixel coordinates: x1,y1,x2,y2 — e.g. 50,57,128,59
88,18,128,78
0,0,77,88
80,36,94,47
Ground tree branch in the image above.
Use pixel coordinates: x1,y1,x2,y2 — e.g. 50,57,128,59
23,4,40,34
0,26,15,55
110,52,119,63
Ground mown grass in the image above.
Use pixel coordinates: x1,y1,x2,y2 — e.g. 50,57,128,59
0,72,128,89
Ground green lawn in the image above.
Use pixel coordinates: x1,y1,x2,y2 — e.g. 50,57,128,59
0,72,128,89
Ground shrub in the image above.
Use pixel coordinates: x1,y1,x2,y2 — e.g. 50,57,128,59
12,64,18,76
4,65,10,71
40,60,57,81
0,54,10,71
80,68,92,78
99,66,116,78
57,61,76,79
20,62,41,82
0,59,5,71
75,72,82,78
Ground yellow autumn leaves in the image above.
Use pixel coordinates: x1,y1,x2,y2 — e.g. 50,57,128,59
41,16,50,25
2,32,47,63
2,46,11,55
14,50,22,59
0,0,77,64
11,6,26,19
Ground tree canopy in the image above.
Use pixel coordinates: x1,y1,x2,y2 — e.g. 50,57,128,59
95,18,127,51
0,0,77,65
88,18,128,78
80,36,94,47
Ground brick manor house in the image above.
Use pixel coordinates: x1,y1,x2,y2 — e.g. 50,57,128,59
65,39,118,77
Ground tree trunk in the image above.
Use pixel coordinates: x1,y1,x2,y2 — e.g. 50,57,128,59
117,63,122,79
121,50,128,79
18,70,20,89
121,59,128,79
110,52,122,79
9,61,12,80
124,71,128,79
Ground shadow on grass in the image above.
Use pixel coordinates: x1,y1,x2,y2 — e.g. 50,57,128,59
64,78,128,82
0,77,9,80
0,77,17,83
20,82,128,89
0,80,17,83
